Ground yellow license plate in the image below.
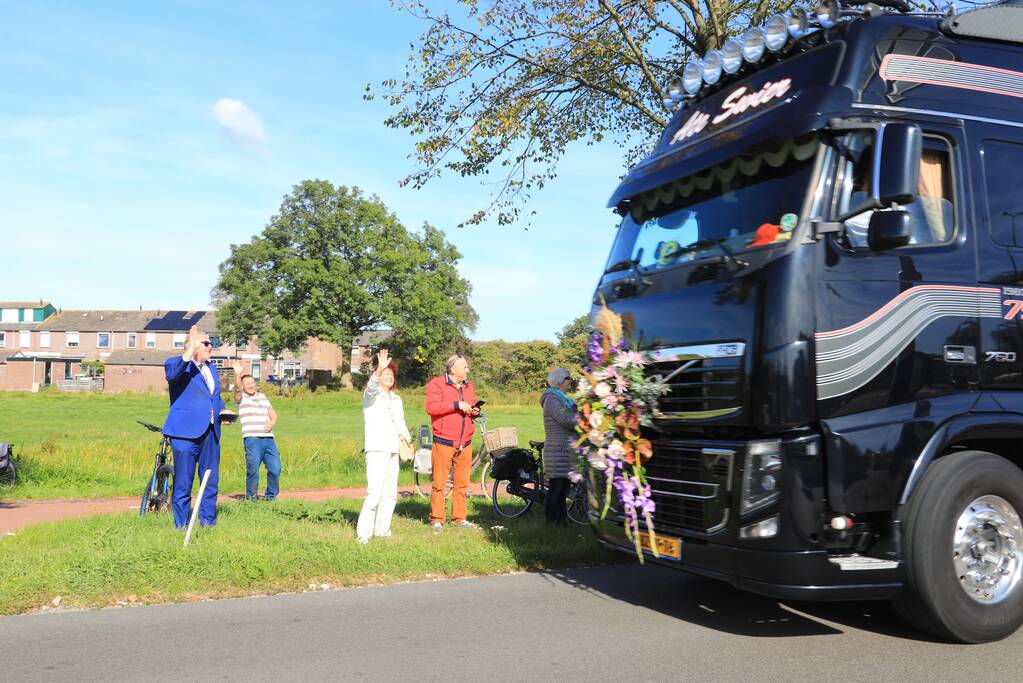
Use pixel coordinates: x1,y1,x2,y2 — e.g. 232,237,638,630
638,531,681,560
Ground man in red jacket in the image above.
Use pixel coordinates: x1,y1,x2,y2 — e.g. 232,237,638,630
425,353,479,530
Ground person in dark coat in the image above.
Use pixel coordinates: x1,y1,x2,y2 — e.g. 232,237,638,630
541,368,577,524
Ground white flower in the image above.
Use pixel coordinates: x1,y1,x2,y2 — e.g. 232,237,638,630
588,410,604,428
607,440,626,459
587,450,607,470
594,382,612,398
588,430,608,447
577,378,591,395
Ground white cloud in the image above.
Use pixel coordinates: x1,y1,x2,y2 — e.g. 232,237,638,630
211,98,269,156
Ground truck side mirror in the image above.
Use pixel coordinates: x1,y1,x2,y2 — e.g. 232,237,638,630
868,210,912,250
874,123,922,206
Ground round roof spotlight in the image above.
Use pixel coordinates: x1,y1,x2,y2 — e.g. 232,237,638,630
763,14,789,52
721,39,743,74
682,60,704,95
701,50,723,85
740,27,766,63
667,77,684,102
787,7,809,38
815,0,840,29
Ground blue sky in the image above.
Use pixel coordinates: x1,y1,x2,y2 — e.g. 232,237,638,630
0,0,631,342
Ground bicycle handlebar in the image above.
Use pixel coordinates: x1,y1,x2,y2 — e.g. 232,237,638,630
137,420,162,433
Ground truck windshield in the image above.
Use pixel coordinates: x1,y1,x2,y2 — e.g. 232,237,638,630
605,135,819,273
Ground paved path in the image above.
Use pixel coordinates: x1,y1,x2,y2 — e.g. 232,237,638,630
0,486,419,535
1,564,1018,682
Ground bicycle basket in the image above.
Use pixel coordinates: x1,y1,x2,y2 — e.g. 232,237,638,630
483,427,518,452
489,447,535,480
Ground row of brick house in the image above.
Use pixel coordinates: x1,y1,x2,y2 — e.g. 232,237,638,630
0,300,392,392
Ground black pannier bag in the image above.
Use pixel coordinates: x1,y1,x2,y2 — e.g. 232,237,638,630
0,443,10,470
489,447,535,480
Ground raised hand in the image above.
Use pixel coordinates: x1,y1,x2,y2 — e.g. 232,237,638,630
374,348,390,376
183,324,201,360
231,361,245,377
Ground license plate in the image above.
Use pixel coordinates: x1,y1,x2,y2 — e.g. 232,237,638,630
638,531,681,560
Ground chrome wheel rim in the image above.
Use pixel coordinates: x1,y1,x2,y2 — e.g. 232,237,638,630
953,495,1023,604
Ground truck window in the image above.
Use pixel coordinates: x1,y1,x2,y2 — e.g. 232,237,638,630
606,135,819,272
981,140,1023,247
838,136,955,249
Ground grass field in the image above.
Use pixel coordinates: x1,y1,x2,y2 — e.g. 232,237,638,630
0,388,545,500
0,496,615,615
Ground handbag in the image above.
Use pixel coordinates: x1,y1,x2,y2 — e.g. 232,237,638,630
384,393,414,462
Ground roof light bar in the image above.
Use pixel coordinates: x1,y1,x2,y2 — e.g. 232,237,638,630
721,39,743,74
740,27,766,62
682,60,703,95
815,0,840,28
701,50,724,85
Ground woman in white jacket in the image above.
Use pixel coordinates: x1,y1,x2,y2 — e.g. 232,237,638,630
357,349,412,544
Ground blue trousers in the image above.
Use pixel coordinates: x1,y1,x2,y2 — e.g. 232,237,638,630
243,437,281,500
171,425,220,528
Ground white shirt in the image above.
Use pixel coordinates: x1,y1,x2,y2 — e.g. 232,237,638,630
363,374,411,454
195,361,215,394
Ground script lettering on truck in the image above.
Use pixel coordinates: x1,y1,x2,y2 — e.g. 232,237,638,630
670,78,793,145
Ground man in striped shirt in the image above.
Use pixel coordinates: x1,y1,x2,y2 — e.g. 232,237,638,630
232,363,281,501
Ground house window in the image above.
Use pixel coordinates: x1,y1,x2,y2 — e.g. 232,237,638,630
127,333,137,349
39,331,50,348
209,335,221,348
0,331,5,348
97,333,111,349
172,332,186,349
209,358,224,369
251,360,261,381
283,361,303,379
67,331,80,348
19,330,30,348
146,332,156,349
1,309,16,323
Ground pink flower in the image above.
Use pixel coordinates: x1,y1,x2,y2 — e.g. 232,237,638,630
568,470,583,483
588,429,608,447
594,382,612,398
600,394,619,410
614,350,646,368
607,440,626,460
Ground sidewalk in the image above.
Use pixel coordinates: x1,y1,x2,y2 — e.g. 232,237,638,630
0,486,419,535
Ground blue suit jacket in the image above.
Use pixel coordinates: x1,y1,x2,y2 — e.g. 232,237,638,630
162,356,226,440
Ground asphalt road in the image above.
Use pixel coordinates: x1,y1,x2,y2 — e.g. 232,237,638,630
2,564,1019,682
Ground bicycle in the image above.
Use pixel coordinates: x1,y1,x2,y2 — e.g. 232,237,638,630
487,439,588,525
412,413,492,498
0,442,17,489
138,420,174,517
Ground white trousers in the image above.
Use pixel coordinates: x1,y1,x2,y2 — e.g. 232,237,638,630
356,450,400,541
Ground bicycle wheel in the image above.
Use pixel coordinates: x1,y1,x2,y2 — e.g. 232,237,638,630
152,464,173,512
0,462,16,489
566,482,589,526
414,469,453,498
490,476,539,519
477,460,491,499
139,470,157,517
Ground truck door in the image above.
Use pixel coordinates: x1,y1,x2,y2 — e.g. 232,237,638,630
817,124,977,417
973,123,1023,394
816,123,978,513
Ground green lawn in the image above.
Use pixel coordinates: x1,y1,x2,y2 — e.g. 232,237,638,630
0,389,545,500
0,497,615,615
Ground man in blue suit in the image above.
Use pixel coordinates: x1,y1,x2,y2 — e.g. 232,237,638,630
162,324,230,528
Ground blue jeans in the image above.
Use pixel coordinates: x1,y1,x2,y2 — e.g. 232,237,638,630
243,437,281,500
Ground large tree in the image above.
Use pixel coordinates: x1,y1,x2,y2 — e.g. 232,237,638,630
370,0,796,226
213,180,477,376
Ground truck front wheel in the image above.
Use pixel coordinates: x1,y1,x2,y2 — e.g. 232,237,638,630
895,450,1023,643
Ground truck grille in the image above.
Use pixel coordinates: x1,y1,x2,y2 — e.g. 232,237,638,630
594,440,739,535
649,343,745,420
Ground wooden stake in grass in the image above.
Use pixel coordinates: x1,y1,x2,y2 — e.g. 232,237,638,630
184,469,212,548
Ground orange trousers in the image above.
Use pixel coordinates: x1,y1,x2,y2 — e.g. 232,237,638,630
431,442,472,524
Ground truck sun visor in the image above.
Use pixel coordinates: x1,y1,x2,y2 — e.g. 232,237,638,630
631,134,819,219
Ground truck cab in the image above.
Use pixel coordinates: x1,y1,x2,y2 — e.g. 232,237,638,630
590,0,1023,643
